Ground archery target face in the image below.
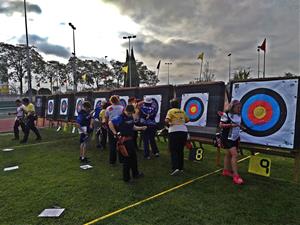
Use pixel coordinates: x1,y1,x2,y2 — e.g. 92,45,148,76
232,79,298,149
59,98,68,115
75,98,85,116
94,98,106,110
119,96,129,108
181,93,209,127
36,98,42,108
143,95,162,123
47,100,54,115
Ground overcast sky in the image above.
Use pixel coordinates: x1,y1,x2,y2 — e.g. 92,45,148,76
0,0,299,86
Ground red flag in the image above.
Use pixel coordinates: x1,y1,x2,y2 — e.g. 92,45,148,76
258,38,266,52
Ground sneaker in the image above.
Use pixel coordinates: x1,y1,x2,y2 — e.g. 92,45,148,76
233,174,244,185
80,158,90,163
170,169,180,176
36,137,42,141
222,169,233,177
133,172,144,179
154,153,160,157
145,156,151,160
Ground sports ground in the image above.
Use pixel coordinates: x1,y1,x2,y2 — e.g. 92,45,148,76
1,128,300,225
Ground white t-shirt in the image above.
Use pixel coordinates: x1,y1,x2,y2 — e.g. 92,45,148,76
105,104,124,121
16,105,25,118
220,113,241,141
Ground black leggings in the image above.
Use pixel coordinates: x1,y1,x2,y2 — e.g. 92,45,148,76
168,131,187,170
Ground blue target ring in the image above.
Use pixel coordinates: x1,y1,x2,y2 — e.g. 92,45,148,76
95,100,102,109
76,99,83,114
150,98,159,115
183,97,204,122
240,88,287,137
61,99,68,114
120,99,127,108
48,101,53,114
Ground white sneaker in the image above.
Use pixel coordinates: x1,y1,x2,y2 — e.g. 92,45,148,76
170,169,180,176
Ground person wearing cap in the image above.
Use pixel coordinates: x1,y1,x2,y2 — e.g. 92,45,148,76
165,98,190,176
219,100,245,185
109,104,147,182
105,95,124,164
139,97,159,159
20,98,42,143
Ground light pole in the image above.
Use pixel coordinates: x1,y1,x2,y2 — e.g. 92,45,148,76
228,53,231,82
123,35,136,87
68,22,77,91
257,47,260,78
165,62,172,85
23,0,32,100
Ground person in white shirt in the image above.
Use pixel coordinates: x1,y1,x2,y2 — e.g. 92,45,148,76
8,99,26,140
219,100,245,185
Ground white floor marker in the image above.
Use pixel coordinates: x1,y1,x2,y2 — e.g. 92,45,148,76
2,148,14,152
4,166,19,171
38,208,65,217
56,126,61,132
72,126,76,134
80,164,93,170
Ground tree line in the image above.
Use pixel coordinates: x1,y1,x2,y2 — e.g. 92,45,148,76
0,42,159,95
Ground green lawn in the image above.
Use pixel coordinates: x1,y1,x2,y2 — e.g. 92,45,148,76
0,129,299,225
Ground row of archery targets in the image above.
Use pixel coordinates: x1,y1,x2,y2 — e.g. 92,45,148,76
35,77,300,151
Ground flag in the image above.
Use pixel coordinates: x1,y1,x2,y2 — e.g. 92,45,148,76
258,38,266,52
121,65,128,73
156,60,161,70
228,53,231,56
36,83,40,88
197,52,204,61
82,74,87,81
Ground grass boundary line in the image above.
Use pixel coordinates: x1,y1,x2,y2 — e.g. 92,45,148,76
83,155,251,225
2,136,77,150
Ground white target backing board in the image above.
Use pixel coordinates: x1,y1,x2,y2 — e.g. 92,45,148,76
232,79,298,149
119,96,129,108
74,98,85,116
143,95,162,123
59,98,69,115
47,100,54,115
181,93,209,127
94,98,106,109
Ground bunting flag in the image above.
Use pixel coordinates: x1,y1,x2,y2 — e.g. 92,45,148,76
156,60,161,70
122,65,128,73
197,52,204,61
82,74,87,81
258,38,266,52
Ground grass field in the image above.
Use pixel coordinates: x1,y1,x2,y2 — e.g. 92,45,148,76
1,129,300,225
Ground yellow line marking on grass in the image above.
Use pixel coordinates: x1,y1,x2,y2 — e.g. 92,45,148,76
84,155,252,225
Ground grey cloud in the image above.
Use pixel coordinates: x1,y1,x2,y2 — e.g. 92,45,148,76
0,0,42,15
106,0,300,82
18,34,70,58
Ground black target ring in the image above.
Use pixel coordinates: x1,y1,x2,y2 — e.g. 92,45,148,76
240,88,287,137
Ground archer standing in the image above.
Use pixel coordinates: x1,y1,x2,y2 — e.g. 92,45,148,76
109,105,146,182
20,98,42,143
9,99,26,141
220,100,244,185
140,97,159,159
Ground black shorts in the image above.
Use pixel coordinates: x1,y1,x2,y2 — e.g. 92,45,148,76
222,139,239,149
80,133,89,144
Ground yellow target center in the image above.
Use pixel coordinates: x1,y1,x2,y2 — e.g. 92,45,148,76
254,106,266,119
191,106,197,113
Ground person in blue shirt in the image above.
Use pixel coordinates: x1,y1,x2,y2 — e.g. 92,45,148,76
76,101,93,163
109,104,147,182
139,97,159,159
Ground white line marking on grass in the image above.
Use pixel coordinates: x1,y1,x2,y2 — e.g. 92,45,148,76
4,165,19,171
83,155,252,225
2,148,14,152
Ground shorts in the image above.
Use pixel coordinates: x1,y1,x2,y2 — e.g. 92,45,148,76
222,139,239,149
80,133,89,144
